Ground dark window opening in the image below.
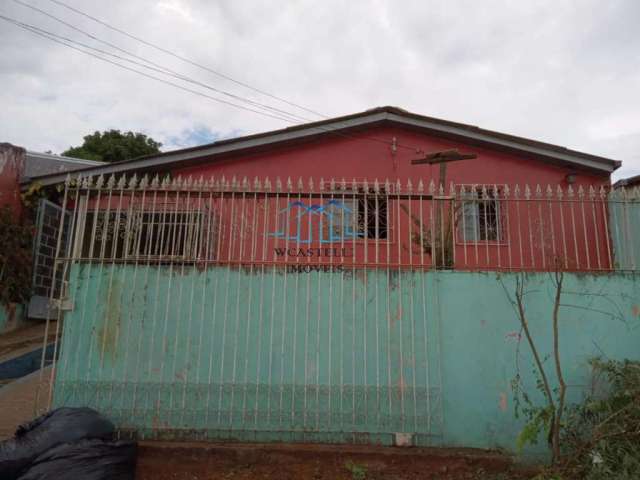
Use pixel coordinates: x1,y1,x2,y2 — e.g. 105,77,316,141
325,186,389,241
80,208,210,261
357,190,388,239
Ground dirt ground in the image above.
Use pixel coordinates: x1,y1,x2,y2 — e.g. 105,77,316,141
0,322,55,439
0,367,52,439
1,324,536,479
136,443,536,480
0,321,57,362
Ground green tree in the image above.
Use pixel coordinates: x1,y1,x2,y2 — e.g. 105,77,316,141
62,130,162,163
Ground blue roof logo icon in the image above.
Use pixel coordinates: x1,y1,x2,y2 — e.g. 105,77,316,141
269,200,362,244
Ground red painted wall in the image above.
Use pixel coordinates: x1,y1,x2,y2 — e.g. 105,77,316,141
74,126,613,272
168,126,611,271
0,144,25,219
174,126,608,189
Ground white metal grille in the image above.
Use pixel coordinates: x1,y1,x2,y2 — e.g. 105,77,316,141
35,173,640,443
50,175,639,272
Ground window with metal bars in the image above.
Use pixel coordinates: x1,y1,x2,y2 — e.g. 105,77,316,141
79,207,212,261
324,187,388,240
458,186,504,242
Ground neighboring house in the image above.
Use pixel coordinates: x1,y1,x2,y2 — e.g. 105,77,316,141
21,107,640,455
1,144,104,216
24,150,106,180
611,173,640,270
0,144,104,320
613,173,640,189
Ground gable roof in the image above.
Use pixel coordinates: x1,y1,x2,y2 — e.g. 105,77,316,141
27,106,621,187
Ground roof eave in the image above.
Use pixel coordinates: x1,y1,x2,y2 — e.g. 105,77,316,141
385,113,620,173
23,109,620,188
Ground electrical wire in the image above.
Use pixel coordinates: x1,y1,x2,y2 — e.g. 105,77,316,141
10,0,311,123
3,7,424,153
0,14,296,123
3,16,310,124
44,0,328,120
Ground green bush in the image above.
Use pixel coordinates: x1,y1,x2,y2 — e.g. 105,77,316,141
0,206,33,306
562,359,640,479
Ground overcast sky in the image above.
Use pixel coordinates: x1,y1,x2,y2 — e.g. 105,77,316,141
1,0,639,179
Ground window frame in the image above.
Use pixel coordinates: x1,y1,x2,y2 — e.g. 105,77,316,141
74,202,214,263
325,185,392,243
456,184,508,245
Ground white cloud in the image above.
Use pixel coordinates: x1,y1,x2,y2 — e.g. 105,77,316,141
0,0,639,179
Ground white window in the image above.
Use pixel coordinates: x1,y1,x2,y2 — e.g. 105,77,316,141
459,187,504,242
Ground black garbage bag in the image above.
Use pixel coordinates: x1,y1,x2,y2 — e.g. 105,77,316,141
0,407,114,480
17,439,137,480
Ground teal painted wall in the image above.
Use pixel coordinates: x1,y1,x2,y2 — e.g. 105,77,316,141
0,303,24,334
436,271,639,453
53,265,640,455
609,195,640,270
0,305,8,333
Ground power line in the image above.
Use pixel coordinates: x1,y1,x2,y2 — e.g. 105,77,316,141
10,0,310,123
4,17,310,124
43,0,328,120
2,10,423,152
0,14,296,123
1,14,410,151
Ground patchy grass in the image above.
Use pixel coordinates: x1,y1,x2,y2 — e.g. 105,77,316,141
345,461,368,480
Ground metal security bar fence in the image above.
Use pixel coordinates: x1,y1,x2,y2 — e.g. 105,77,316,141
52,174,638,272
39,174,639,444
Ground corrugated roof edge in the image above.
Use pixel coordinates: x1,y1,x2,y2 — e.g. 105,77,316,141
26,150,106,166
613,174,640,188
23,106,622,187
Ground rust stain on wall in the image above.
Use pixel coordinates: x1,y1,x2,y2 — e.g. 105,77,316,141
499,392,508,412
97,278,121,359
355,269,367,284
389,305,402,328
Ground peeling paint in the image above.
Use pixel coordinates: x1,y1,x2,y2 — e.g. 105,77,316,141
52,266,640,454
504,331,521,341
499,392,508,412
355,269,368,284
390,305,402,327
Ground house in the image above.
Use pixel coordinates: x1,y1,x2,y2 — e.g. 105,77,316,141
614,173,640,189
32,106,619,187
28,106,624,273
1,144,104,217
0,144,104,323
19,108,640,456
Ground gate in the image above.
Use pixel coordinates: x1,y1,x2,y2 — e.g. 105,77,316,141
28,199,70,319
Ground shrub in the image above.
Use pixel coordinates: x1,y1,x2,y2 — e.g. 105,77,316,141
0,205,33,306
562,359,640,479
